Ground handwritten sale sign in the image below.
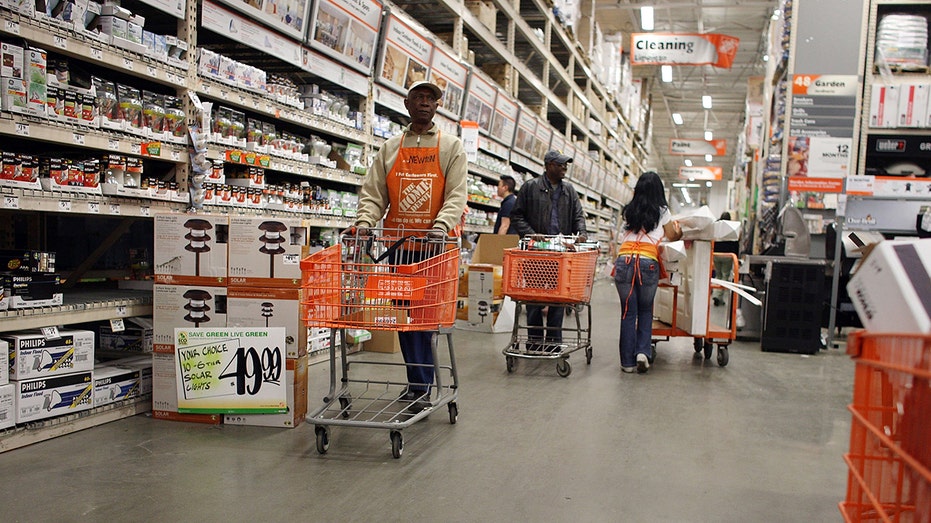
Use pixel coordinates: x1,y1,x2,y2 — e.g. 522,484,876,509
173,327,287,414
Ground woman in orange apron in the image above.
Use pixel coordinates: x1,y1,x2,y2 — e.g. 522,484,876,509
614,172,682,374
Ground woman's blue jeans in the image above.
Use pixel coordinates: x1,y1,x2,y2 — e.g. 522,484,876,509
614,255,660,368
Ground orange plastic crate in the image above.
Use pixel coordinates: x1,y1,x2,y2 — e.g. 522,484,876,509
840,331,931,522
299,242,459,331
502,248,598,303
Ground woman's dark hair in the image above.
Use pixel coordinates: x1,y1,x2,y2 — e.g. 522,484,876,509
499,175,516,193
623,171,668,233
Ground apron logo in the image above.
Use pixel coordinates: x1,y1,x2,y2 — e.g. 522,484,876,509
398,178,433,215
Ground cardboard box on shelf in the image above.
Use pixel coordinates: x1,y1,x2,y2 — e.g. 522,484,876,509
2,329,95,380
465,0,496,32
153,213,228,286
0,383,13,430
153,284,228,352
0,339,7,386
227,216,307,287
93,364,144,407
98,317,153,353
654,240,712,336
226,286,306,358
223,355,307,428
364,329,400,353
151,352,221,424
14,370,94,423
848,239,931,333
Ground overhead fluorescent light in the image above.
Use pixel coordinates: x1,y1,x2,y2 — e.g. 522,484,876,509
661,65,672,82
762,54,770,62
706,181,713,187
684,159,693,167
679,187,692,204
672,183,700,188
702,95,712,109
672,113,683,125
641,6,654,31
705,154,713,162
704,130,713,141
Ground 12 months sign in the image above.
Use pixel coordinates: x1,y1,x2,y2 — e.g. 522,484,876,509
173,327,287,414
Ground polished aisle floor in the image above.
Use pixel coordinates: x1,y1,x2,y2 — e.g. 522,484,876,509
0,280,854,522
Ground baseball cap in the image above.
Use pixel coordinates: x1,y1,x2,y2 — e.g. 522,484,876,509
544,150,573,165
408,80,443,100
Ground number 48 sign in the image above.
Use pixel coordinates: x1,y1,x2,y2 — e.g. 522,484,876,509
173,328,288,414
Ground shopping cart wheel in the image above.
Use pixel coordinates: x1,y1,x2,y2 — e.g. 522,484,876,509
390,430,403,459
717,346,729,367
693,338,703,354
585,346,593,364
338,396,352,418
506,355,516,373
314,426,329,454
555,358,571,377
703,340,714,360
448,402,458,424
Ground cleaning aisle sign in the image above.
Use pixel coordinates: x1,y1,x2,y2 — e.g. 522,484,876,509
173,328,287,414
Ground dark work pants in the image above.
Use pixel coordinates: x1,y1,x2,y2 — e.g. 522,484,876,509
526,304,565,346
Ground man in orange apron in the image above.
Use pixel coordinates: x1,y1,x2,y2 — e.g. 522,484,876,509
354,80,468,412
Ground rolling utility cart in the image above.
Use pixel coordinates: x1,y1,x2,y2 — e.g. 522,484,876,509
840,331,931,522
300,228,460,459
501,236,599,377
652,251,740,367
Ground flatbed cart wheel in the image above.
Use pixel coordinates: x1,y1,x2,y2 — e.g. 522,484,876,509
693,338,703,354
448,402,458,424
717,346,729,367
338,396,352,418
390,430,403,459
555,358,571,377
315,426,329,454
585,346,593,364
506,355,516,373
703,340,714,360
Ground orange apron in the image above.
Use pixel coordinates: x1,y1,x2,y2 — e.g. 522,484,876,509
385,131,448,234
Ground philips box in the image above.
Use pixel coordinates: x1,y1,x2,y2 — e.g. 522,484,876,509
848,239,931,333
93,364,143,407
153,284,227,352
3,329,95,380
15,370,94,423
223,355,307,428
227,216,307,287
154,213,228,285
226,286,306,358
0,383,14,429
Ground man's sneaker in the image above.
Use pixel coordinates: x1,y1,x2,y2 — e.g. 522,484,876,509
622,366,636,374
636,353,650,373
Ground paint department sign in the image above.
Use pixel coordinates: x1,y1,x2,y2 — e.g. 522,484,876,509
631,33,740,68
669,139,727,156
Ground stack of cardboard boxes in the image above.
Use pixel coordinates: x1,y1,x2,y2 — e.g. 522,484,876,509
153,213,313,428
455,235,518,333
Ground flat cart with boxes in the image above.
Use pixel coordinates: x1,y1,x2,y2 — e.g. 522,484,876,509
300,228,460,458
651,251,740,367
840,331,931,522
501,236,599,377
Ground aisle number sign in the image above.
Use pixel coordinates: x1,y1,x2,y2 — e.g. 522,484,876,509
173,328,287,414
792,75,858,96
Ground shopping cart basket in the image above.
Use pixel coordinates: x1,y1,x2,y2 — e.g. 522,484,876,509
501,237,599,377
840,331,931,522
301,227,460,458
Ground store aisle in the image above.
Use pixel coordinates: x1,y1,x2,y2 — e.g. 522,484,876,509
0,280,854,522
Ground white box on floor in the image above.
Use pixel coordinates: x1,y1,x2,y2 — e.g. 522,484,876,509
2,329,95,380
93,365,144,407
0,383,14,429
223,355,307,428
14,370,94,423
848,239,931,333
226,286,306,358
154,213,228,285
227,216,307,287
153,284,227,352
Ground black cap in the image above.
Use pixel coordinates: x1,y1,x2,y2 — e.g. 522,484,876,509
544,150,573,165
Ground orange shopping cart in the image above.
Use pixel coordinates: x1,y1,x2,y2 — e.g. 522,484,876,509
840,331,931,522
300,227,460,459
501,235,600,377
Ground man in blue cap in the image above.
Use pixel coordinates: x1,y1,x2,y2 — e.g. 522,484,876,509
509,150,587,352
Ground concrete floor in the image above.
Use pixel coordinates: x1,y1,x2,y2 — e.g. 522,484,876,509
0,281,855,522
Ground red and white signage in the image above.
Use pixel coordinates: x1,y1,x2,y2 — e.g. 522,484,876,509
669,139,727,156
678,166,723,180
630,33,739,68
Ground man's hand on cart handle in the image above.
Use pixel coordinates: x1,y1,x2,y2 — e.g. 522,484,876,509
426,227,447,240
576,234,588,243
342,225,373,238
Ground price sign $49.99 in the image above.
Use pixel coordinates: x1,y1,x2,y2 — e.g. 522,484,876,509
173,328,288,414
